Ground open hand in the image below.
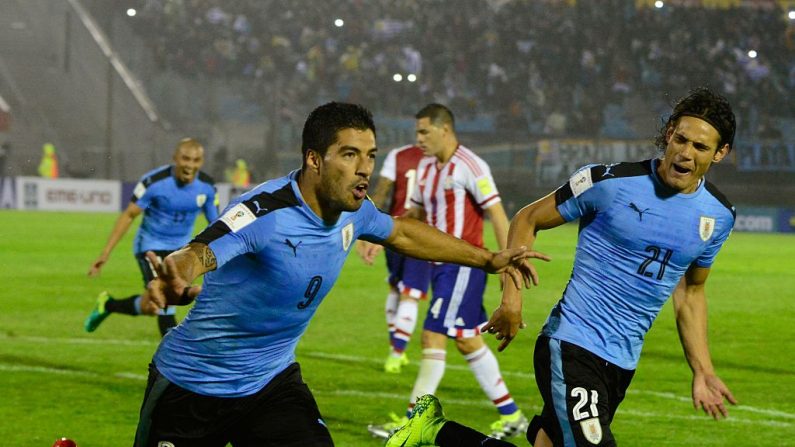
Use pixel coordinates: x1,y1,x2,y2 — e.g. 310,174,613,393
486,247,551,290
356,240,383,265
484,303,527,352
692,373,737,419
87,255,109,277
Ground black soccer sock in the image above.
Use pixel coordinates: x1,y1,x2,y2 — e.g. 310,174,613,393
436,421,517,447
105,295,139,315
157,314,177,336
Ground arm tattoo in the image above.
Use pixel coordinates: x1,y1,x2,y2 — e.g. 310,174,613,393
196,245,217,269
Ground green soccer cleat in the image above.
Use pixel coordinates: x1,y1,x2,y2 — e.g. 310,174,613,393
384,352,410,374
488,410,529,440
385,394,447,447
367,412,408,439
84,291,112,333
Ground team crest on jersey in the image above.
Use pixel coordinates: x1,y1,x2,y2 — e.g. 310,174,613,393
444,176,455,190
699,216,716,241
196,194,207,207
341,222,354,251
157,442,175,447
579,417,602,444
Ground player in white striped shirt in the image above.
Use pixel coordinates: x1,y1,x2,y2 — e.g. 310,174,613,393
370,104,530,441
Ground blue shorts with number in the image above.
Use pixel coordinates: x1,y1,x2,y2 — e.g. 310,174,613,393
385,249,431,299
423,263,487,339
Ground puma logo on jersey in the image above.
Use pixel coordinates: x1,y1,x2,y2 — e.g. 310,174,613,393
628,202,650,221
284,238,302,256
252,199,269,215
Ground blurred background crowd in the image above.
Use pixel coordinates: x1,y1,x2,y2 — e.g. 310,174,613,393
126,0,793,139
1,0,793,206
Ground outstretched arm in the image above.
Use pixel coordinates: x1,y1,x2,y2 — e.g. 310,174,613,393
673,265,737,419
140,242,217,313
485,192,566,351
88,202,143,277
383,216,549,288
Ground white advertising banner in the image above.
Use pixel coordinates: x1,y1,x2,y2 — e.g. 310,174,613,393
15,177,121,212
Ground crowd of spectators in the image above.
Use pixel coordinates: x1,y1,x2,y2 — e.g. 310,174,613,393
126,0,794,139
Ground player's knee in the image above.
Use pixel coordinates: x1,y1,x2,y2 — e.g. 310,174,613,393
454,335,484,354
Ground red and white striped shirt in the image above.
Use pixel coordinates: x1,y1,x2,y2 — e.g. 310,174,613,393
410,145,500,248
379,145,426,217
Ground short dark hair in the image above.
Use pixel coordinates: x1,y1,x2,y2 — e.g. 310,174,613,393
415,103,455,130
301,102,376,159
655,87,736,152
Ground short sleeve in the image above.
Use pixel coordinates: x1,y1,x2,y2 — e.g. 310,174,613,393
204,185,220,222
463,160,500,209
555,164,613,222
357,199,394,242
195,202,269,269
694,217,733,268
131,178,153,209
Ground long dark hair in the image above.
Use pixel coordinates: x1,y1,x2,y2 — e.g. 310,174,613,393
655,87,736,152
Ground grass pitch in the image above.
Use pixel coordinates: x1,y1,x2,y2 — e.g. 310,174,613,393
0,210,793,446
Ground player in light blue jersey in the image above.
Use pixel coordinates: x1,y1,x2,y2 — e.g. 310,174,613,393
385,88,740,447
131,102,549,447
86,138,218,336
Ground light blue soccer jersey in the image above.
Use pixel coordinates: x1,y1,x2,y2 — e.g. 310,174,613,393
544,159,735,370
153,171,394,397
131,165,218,253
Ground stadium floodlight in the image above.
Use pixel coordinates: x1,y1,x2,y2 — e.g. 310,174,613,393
748,50,758,59
789,11,795,20
334,18,344,27
126,8,137,17
393,73,403,82
654,1,664,8
407,74,417,83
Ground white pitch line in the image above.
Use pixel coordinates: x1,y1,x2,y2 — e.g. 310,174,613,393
303,351,795,421
1,363,790,429
632,390,795,420
0,334,158,347
316,389,792,429
3,335,794,421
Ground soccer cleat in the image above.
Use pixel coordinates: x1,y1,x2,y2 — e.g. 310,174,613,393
384,352,410,374
488,410,529,440
84,291,111,333
367,413,408,439
385,394,447,447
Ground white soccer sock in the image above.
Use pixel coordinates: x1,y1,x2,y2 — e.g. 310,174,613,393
465,345,516,413
391,298,418,353
385,289,399,334
407,348,447,413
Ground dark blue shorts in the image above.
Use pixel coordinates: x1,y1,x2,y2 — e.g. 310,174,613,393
423,263,487,338
385,249,431,299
